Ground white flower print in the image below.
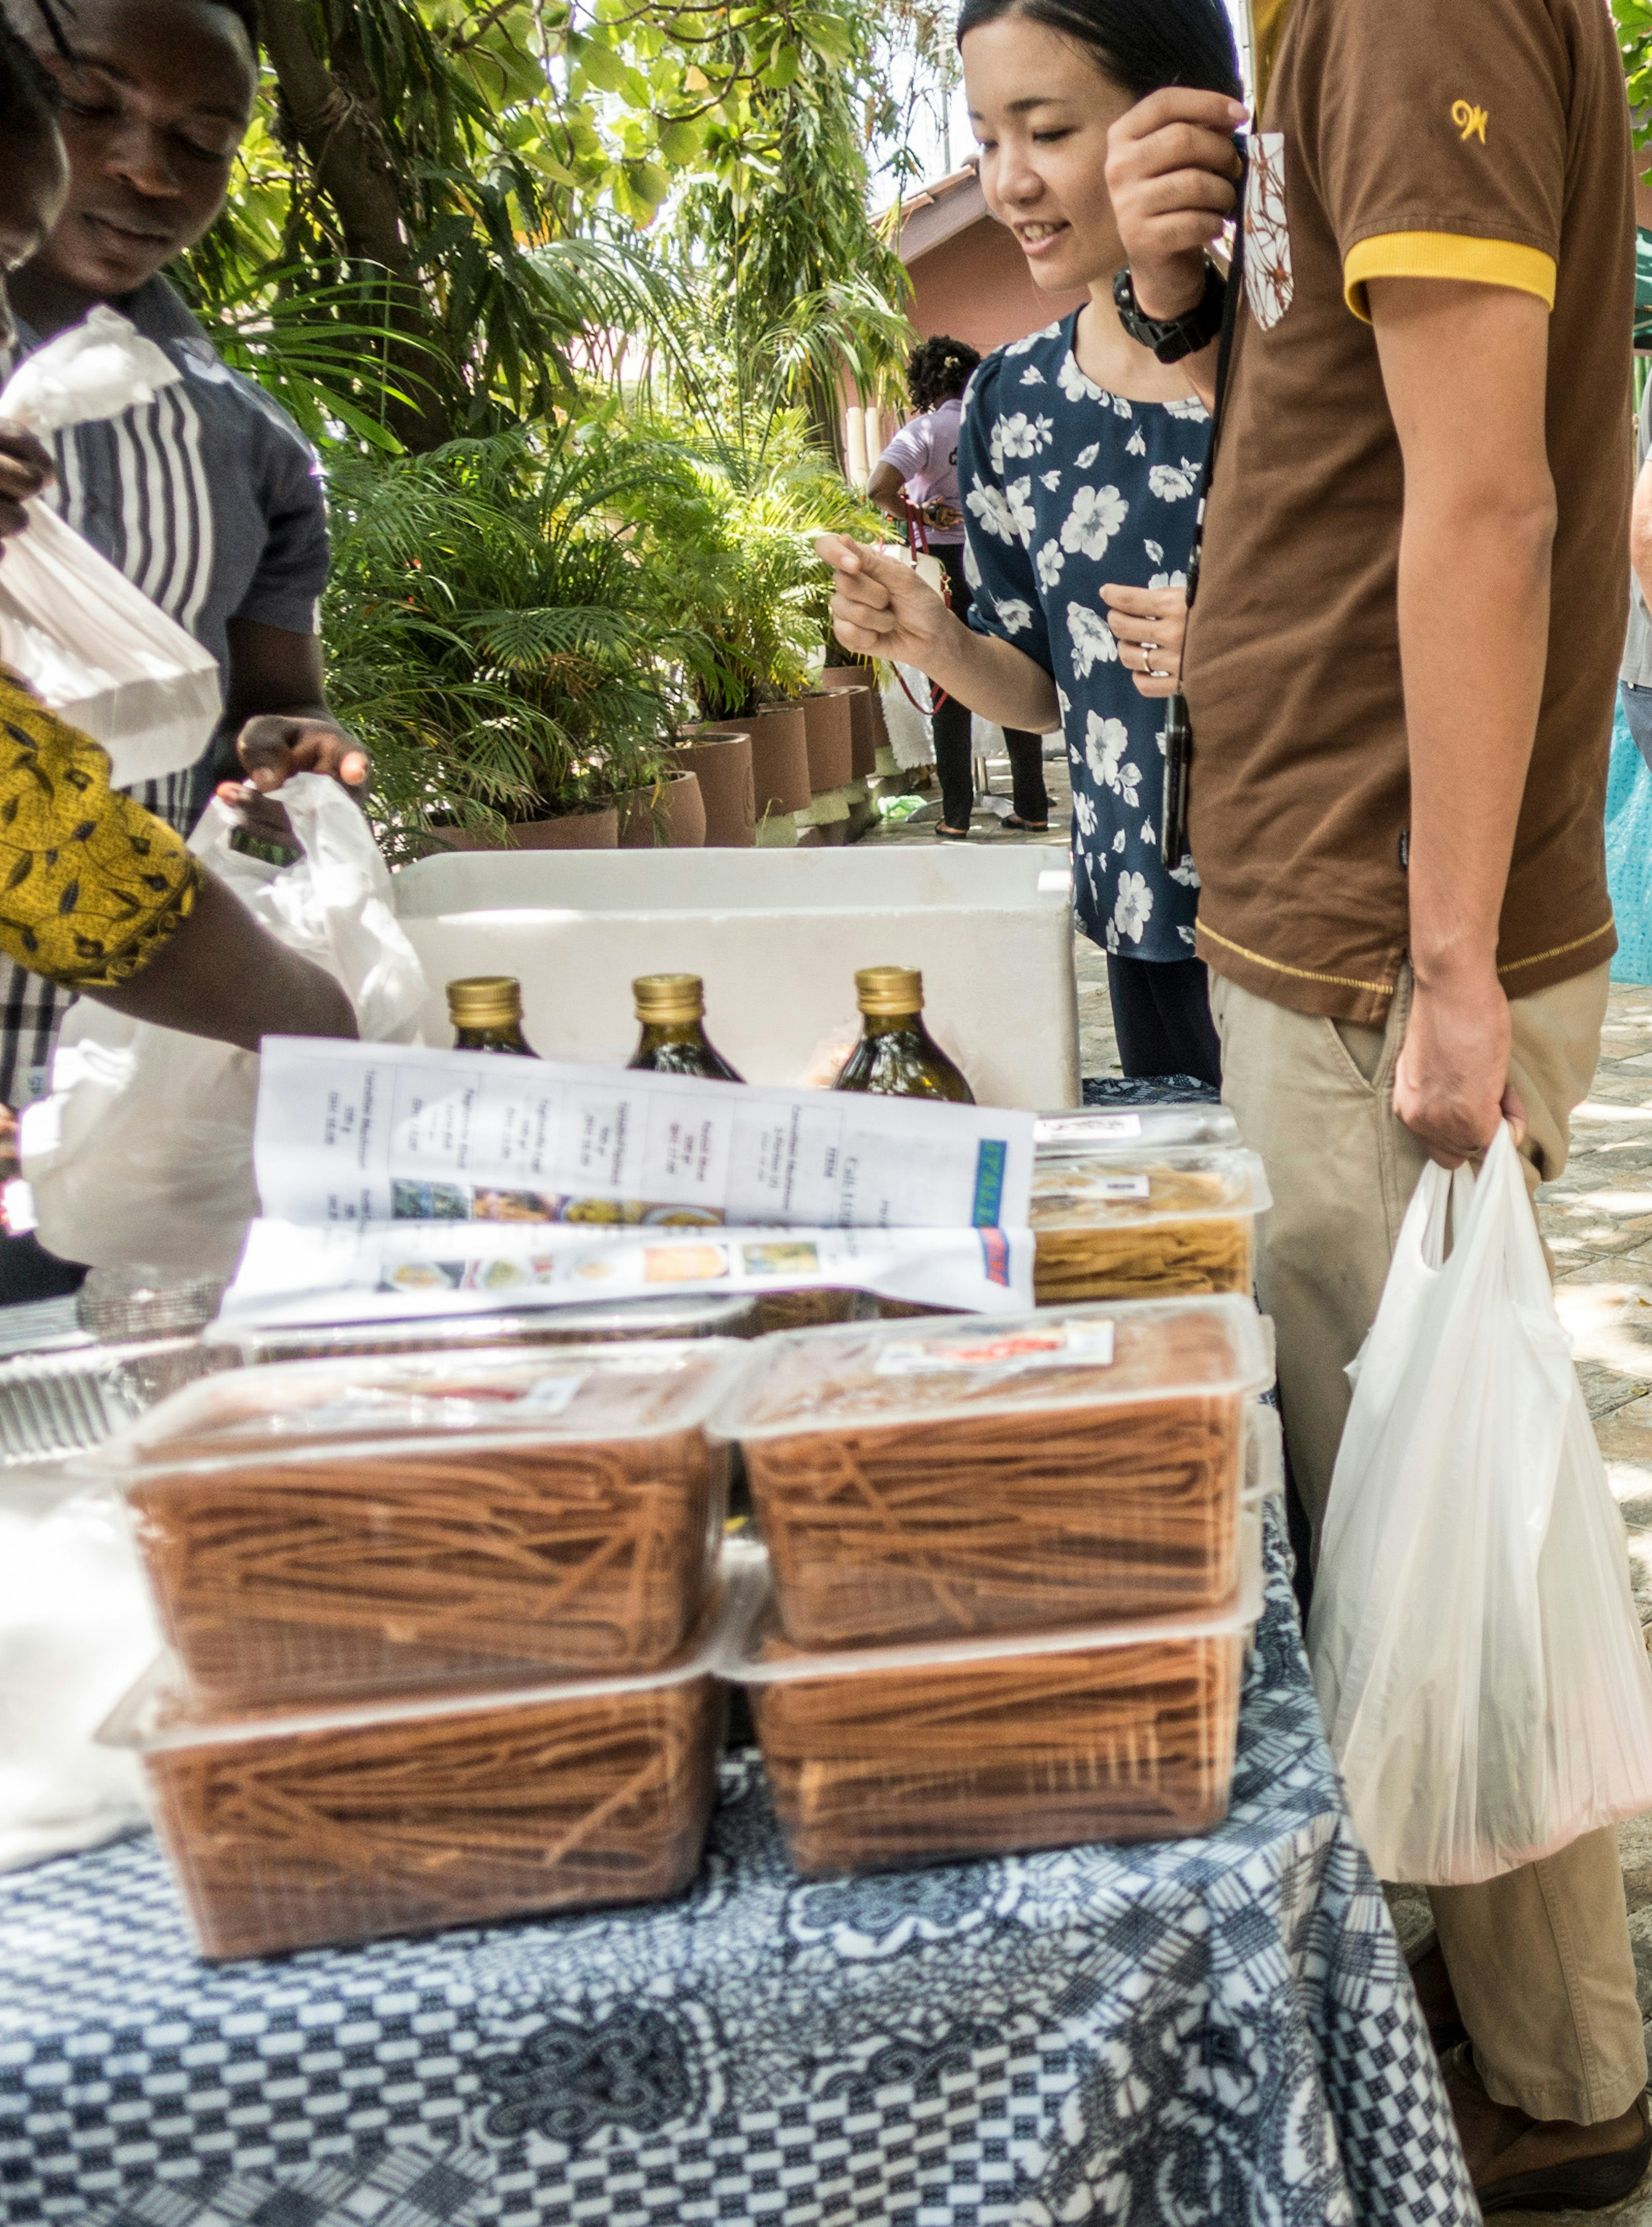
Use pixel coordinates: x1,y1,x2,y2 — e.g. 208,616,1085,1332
1148,570,1188,592
1178,924,1197,945
1169,857,1201,887
1066,603,1118,676
1057,352,1096,404
1148,459,1200,502
1164,395,1209,419
963,536,982,590
998,412,1055,459
1105,918,1121,953
1019,364,1046,384
1073,790,1097,838
1035,539,1065,591
1005,320,1062,357
1040,469,1062,491
1085,712,1141,806
1143,539,1164,564
1125,427,1147,457
1112,830,1127,854
1060,483,1128,559
1005,476,1037,543
995,597,1034,635
960,369,979,415
1056,686,1072,718
1114,872,1153,943
1111,395,1133,419
966,478,1016,543
1075,442,1100,469
1140,819,1156,845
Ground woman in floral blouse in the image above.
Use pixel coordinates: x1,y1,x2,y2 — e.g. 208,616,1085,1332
819,0,1241,1084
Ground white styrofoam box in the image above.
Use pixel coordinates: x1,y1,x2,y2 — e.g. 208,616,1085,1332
391,846,1079,1110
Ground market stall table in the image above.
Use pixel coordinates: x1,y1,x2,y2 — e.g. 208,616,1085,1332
0,1511,1472,2227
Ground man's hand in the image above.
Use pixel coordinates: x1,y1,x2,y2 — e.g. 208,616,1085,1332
816,536,957,667
1105,88,1246,322
1394,968,1527,1168
1103,582,1188,697
0,423,53,546
236,714,370,795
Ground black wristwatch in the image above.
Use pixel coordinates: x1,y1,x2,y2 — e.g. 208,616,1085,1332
1113,261,1227,365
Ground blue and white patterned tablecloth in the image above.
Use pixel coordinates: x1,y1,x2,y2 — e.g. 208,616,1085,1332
0,1509,1473,2227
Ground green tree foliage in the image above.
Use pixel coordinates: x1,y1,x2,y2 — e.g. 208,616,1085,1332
1615,0,1652,162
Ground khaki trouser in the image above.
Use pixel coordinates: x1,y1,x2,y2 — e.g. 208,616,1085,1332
1211,960,1646,2125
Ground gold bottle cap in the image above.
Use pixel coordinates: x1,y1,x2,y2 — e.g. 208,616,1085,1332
855,965,924,1016
447,975,523,1028
634,973,706,1024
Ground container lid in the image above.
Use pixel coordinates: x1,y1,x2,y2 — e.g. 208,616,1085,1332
633,973,704,1023
91,1337,749,1482
447,975,523,1027
207,1294,763,1361
855,965,923,1016
714,1506,1265,1685
716,1296,1273,1441
1030,1144,1271,1231
99,1580,742,1755
1034,1103,1240,1153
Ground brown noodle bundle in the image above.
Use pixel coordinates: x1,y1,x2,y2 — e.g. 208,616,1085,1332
148,1676,721,1959
755,1633,1242,1874
748,1396,1239,1648
755,1289,869,1335
131,1430,724,1704
1031,1164,1254,1303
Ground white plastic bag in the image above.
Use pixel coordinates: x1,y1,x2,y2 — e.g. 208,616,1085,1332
0,306,222,787
20,774,428,1278
1308,1125,1652,1884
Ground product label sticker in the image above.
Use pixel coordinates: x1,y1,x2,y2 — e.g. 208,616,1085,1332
1091,1174,1152,1201
874,1321,1116,1376
1086,1114,1142,1138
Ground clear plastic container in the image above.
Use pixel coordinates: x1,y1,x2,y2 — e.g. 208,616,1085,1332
209,1292,764,1366
1034,1103,1240,1155
0,1336,234,1468
92,1340,748,1704
99,1619,730,1959
719,1511,1263,1876
1030,1145,1271,1305
720,1298,1273,1650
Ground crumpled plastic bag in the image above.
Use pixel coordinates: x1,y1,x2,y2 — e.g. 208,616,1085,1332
0,305,222,787
20,774,428,1278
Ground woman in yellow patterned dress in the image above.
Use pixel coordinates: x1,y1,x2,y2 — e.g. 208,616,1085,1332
0,22,354,1056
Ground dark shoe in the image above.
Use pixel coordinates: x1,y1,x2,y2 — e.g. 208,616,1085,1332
1445,2047,1652,2214
1002,814,1049,832
1410,1941,1468,2055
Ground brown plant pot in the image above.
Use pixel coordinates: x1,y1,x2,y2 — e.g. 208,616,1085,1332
708,704,811,817
800,689,854,793
672,727,755,847
434,806,619,852
614,771,707,850
820,672,882,780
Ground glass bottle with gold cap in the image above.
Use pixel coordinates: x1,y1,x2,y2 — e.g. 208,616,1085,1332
447,976,538,1055
628,974,743,1081
832,966,974,1102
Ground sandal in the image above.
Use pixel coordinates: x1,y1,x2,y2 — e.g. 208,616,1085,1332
1003,814,1050,832
936,825,971,841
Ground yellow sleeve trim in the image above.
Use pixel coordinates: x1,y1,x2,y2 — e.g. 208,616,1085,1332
1343,232,1557,322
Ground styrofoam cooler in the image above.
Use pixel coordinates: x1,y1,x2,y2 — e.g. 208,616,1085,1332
391,847,1079,1110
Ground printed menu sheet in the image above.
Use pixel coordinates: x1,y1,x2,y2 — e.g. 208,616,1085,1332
216,1219,1033,1330
253,1039,1035,1235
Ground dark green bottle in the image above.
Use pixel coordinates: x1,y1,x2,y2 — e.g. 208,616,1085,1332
447,975,537,1055
628,974,743,1081
832,966,974,1102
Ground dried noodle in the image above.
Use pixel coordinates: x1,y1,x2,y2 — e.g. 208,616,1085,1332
1031,1164,1254,1303
130,1429,724,1703
147,1676,721,1959
754,1634,1241,1873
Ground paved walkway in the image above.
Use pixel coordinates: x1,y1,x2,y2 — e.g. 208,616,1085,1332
869,740,1652,2219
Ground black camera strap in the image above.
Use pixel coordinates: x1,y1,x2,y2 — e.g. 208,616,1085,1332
1160,147,1248,871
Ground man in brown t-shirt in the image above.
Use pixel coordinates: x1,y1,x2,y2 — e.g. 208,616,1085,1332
1108,0,1648,2207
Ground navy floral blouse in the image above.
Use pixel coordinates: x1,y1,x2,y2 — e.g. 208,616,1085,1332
958,314,1211,964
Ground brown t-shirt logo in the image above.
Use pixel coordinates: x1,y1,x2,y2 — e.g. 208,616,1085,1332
1452,99,1489,145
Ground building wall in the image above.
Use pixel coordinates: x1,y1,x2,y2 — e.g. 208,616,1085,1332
906,216,1088,356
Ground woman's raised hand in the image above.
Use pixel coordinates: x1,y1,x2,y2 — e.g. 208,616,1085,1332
815,536,956,671
1102,581,1189,699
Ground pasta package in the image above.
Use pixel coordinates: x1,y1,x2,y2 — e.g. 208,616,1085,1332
1030,1145,1270,1305
92,1340,748,1705
722,1517,1261,1876
100,1644,725,1958
721,1298,1273,1650
211,1293,764,1366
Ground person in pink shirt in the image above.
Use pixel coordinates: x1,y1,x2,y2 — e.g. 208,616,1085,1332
868,336,1051,838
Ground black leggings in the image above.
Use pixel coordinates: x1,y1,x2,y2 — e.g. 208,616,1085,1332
1105,953,1222,1087
933,544,1049,830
